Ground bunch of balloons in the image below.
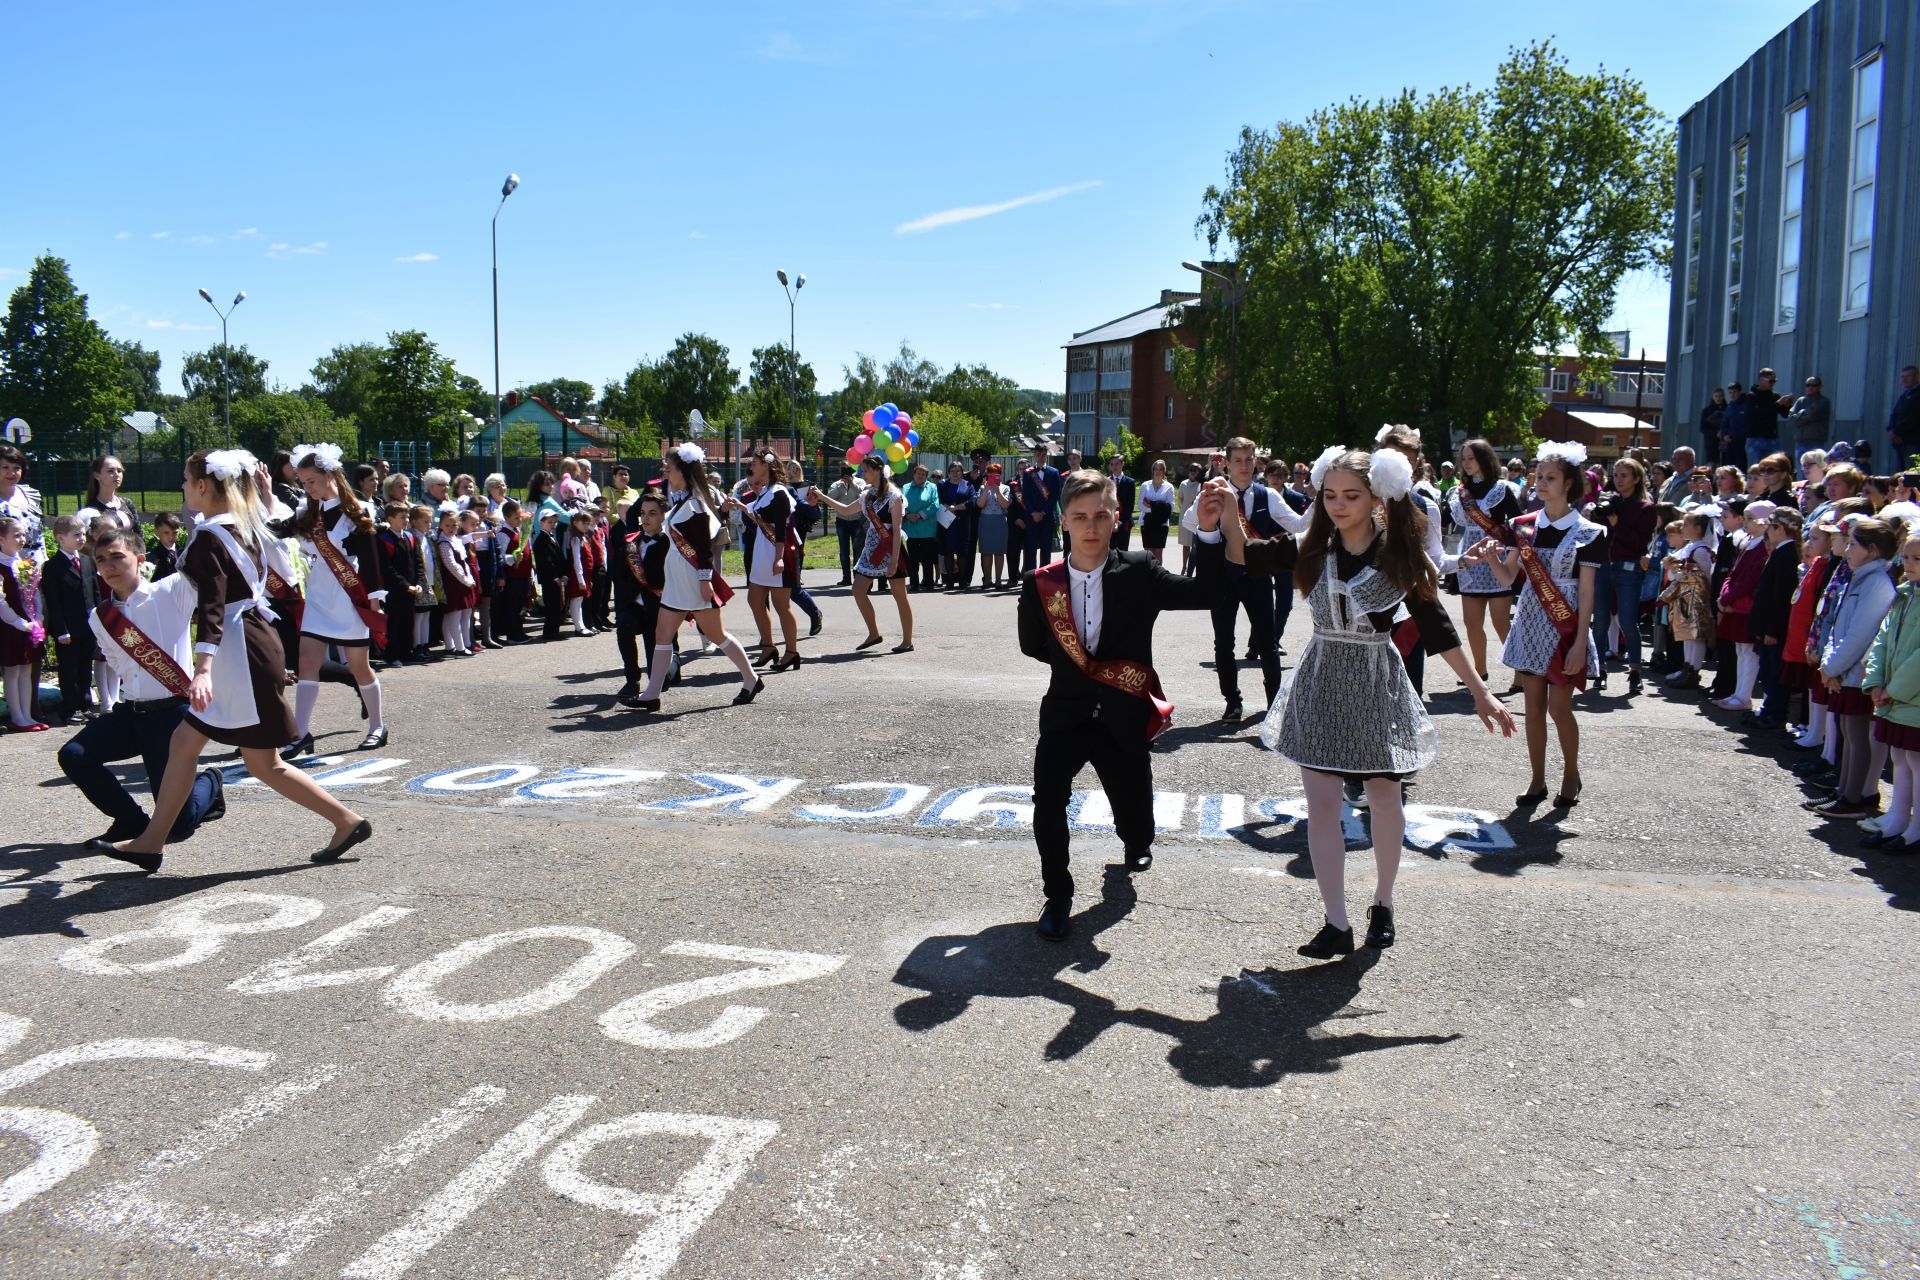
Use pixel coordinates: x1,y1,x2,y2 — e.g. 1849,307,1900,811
845,403,919,474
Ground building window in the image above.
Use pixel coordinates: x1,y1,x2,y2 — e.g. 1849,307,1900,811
1165,395,1175,421
1099,344,1131,375
1602,436,1617,448
1067,390,1096,415
1724,139,1747,342
1548,371,1570,394
1683,168,1703,351
1164,348,1176,373
1098,390,1129,420
1067,348,1096,373
1775,103,1807,331
1843,53,1882,318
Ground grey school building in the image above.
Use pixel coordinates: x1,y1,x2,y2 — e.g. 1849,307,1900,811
1665,0,1916,462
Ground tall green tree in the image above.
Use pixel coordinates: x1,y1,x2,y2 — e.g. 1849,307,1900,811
373,330,467,457
516,377,596,418
911,402,990,457
746,344,818,444
880,341,939,414
182,343,270,402
111,339,164,412
1191,40,1673,454
930,363,1020,437
0,255,131,454
651,333,739,433
310,341,384,422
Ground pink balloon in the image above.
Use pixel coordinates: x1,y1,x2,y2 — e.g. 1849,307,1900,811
893,412,913,429
862,410,879,433
850,435,874,457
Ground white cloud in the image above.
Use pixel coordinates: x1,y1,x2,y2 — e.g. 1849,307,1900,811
688,231,708,240
395,252,439,263
115,231,131,241
267,240,328,260
150,231,172,240
145,319,217,331
232,227,258,238
896,180,1102,235
186,234,219,246
967,302,1012,310
756,30,845,64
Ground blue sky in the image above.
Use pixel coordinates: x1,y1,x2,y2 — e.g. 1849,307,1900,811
9,0,1810,401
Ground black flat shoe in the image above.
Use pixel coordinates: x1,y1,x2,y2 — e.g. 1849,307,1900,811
1036,900,1071,942
1123,849,1152,873
1861,828,1905,848
632,698,661,713
1219,700,1244,723
93,842,163,874
733,680,763,705
357,727,389,751
1515,786,1549,807
890,642,914,654
311,818,372,864
856,634,884,651
1297,920,1355,959
1882,837,1920,856
278,733,315,763
1365,903,1396,949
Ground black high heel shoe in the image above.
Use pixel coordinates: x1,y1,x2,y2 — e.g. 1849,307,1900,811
1515,785,1549,807
752,647,778,667
733,679,763,705
278,732,315,763
772,653,802,673
311,818,372,864
1297,920,1355,959
1552,778,1583,808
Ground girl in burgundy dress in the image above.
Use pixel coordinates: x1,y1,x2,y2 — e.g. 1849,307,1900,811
107,450,371,872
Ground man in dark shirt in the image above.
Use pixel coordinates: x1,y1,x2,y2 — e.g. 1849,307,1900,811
1019,444,1062,573
1719,381,1748,468
1742,369,1784,467
1889,365,1920,465
1106,452,1137,551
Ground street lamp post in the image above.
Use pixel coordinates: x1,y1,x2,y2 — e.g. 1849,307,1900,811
778,269,806,466
492,173,520,476
1181,260,1237,440
196,287,246,448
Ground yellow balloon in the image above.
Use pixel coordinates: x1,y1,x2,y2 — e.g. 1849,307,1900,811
886,442,907,463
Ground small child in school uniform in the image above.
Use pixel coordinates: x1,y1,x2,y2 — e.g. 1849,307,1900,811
1806,516,1902,821
1782,521,1837,750
1658,510,1716,690
1745,507,1803,731
409,504,439,660
375,503,419,668
533,509,567,642
149,512,183,581
564,509,596,636
1714,499,1774,711
1861,529,1920,853
42,514,96,724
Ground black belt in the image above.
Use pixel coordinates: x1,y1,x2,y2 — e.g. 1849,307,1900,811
124,696,188,714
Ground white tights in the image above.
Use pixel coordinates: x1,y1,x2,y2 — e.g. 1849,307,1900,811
568,598,587,633
3,665,33,727
1796,701,1828,749
442,610,472,654
1302,769,1404,932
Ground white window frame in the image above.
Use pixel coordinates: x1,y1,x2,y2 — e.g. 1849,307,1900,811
1841,52,1882,320
1548,371,1570,395
1724,139,1747,344
1775,102,1808,333
1682,167,1703,351
1164,395,1174,421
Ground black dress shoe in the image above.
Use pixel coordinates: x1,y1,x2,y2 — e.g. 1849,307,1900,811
1219,700,1244,723
1883,837,1920,856
809,615,822,638
1789,757,1832,776
200,768,226,823
357,726,389,751
1035,900,1072,942
1297,920,1355,959
278,732,315,763
733,680,763,705
1364,903,1396,949
312,818,373,863
1123,849,1152,873
1862,828,1905,848
89,840,162,873
615,681,637,702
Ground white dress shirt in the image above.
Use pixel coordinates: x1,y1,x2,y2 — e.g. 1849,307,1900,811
87,574,198,702
1067,560,1104,654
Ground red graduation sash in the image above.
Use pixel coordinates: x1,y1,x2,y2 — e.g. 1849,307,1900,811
309,525,388,646
668,516,733,606
96,601,192,698
1464,491,1516,546
263,566,303,630
626,532,663,599
1516,521,1582,687
1034,560,1174,740
863,497,895,569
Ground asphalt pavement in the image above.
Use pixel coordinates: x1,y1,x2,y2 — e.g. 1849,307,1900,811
2,564,1916,1279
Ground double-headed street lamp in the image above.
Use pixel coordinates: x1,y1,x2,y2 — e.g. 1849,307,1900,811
196,287,246,448
1181,260,1237,439
777,269,805,462
492,172,520,475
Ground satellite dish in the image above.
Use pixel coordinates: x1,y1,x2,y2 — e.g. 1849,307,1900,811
687,410,707,431
3,418,28,444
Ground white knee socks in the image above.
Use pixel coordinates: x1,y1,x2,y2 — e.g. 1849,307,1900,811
359,680,384,734
414,612,430,647
1797,702,1828,749
640,644,674,701
718,635,757,686
3,666,31,726
1684,639,1705,669
442,612,462,654
569,599,586,632
293,679,320,737
1729,644,1759,704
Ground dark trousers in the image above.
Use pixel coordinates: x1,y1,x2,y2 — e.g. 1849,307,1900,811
541,580,565,641
1032,717,1153,903
498,578,530,640
907,538,938,589
1021,521,1057,574
1758,641,1787,721
58,700,217,840
56,636,95,713
589,570,612,630
1212,572,1281,705
793,583,822,625
958,525,980,587
1110,526,1132,552
382,595,416,662
836,519,863,581
1272,577,1295,650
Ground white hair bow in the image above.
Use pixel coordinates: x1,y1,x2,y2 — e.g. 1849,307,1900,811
295,442,344,473
1535,440,1589,468
203,449,256,481
675,443,705,466
1367,447,1415,501
1307,445,1348,492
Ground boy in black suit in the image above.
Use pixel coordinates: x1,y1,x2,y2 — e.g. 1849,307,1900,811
1018,470,1242,940
532,509,566,642
615,491,675,705
375,503,420,668
148,512,183,581
43,515,95,724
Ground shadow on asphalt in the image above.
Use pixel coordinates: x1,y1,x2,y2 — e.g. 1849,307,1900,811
890,866,1460,1087
0,842,318,940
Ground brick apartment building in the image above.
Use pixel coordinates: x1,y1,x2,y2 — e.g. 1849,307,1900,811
1062,289,1212,458
1528,342,1667,462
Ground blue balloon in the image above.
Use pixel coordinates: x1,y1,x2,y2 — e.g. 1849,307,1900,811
884,424,902,443
905,430,920,449
874,406,896,430
882,402,899,417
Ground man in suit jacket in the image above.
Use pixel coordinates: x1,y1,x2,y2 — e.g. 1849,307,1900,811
43,515,95,723
1018,444,1062,575
1105,452,1138,552
1208,436,1309,722
1018,470,1239,941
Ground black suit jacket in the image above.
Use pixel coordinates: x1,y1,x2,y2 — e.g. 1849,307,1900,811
41,552,90,643
1019,539,1224,738
1749,540,1800,643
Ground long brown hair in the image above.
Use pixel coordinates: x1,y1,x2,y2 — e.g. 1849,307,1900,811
85,455,126,510
1458,438,1500,489
1292,449,1436,603
294,461,373,537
